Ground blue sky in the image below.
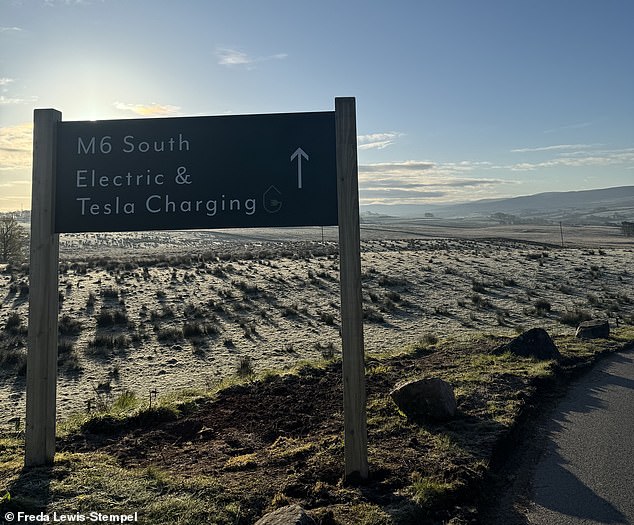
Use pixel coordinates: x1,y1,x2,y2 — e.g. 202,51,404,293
1,0,633,211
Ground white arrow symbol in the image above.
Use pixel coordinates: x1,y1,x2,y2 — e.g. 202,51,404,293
290,147,309,189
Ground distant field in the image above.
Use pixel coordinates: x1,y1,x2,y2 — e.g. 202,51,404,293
42,219,633,261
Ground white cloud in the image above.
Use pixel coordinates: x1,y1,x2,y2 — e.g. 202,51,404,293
360,188,447,200
0,172,31,211
358,159,516,205
216,48,288,68
508,147,634,171
543,122,592,134
0,123,33,170
0,95,38,105
511,143,600,153
360,160,435,172
0,180,30,188
216,48,250,66
44,0,95,6
358,132,404,150
113,101,181,117
0,27,23,32
0,78,15,86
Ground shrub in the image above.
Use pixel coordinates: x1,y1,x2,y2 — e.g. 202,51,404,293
534,299,552,315
559,308,592,327
319,312,336,325
232,280,259,295
471,279,487,293
0,346,27,373
59,314,82,336
58,341,81,371
368,291,380,303
420,333,438,346
58,339,74,356
558,284,574,295
587,293,602,306
0,216,27,263
282,343,296,354
111,390,138,412
96,309,129,327
161,305,175,318
183,322,220,339
314,341,336,360
100,287,119,299
239,320,257,338
87,334,130,354
183,322,204,338
378,275,406,287
183,302,205,319
385,291,401,302
237,355,254,378
434,305,450,316
471,294,492,309
157,327,183,342
86,292,96,308
281,304,299,317
363,307,385,323
5,312,22,332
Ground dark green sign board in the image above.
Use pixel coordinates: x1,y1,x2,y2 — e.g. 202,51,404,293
55,111,337,233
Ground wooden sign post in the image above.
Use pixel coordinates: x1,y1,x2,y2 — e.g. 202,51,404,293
26,109,61,466
335,97,369,480
25,100,368,479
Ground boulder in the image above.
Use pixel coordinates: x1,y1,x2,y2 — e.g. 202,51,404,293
254,504,316,525
576,319,610,339
495,328,561,361
390,378,456,421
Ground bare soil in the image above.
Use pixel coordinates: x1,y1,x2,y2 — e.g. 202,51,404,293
57,340,527,524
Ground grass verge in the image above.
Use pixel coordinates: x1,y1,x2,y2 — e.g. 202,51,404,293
1,326,632,524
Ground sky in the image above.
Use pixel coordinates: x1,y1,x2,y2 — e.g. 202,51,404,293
1,0,633,212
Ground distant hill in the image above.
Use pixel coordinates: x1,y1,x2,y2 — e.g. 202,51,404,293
361,186,634,224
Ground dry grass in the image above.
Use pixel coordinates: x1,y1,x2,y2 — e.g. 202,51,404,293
0,327,632,524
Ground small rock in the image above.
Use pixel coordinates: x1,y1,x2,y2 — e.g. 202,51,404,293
575,319,610,339
390,377,456,421
254,504,316,525
495,327,561,360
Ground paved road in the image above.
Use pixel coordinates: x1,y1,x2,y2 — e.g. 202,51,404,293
526,349,634,524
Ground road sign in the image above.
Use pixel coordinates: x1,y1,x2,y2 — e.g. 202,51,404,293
55,111,337,233
29,100,367,482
